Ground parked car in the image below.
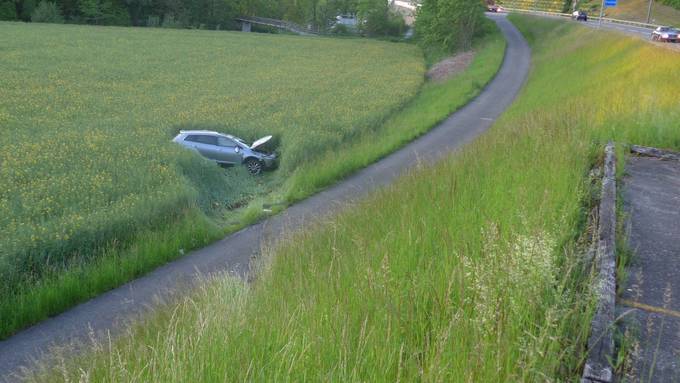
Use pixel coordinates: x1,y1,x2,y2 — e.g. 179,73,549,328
173,130,276,175
572,10,588,21
651,26,679,42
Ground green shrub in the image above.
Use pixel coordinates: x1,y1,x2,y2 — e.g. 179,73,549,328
147,14,160,27
0,0,16,20
31,1,63,23
331,23,351,35
161,13,183,28
358,0,408,37
660,0,680,10
20,0,36,20
416,0,487,51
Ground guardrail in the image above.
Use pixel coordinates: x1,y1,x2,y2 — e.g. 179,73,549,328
502,7,659,30
236,16,320,35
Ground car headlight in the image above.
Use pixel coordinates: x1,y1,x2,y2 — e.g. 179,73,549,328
662,34,669,38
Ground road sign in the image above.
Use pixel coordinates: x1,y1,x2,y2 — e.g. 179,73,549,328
605,0,617,6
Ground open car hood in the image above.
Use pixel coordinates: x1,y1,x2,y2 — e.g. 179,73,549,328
251,135,272,150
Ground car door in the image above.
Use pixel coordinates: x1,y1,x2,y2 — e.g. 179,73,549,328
186,135,220,161
216,137,243,164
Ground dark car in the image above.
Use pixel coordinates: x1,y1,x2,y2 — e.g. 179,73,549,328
572,10,588,21
652,26,679,42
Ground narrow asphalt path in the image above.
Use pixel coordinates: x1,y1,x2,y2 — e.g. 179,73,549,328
0,14,530,382
619,155,680,382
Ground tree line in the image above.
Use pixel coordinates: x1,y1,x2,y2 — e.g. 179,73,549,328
1,0,487,44
2,0,489,57
0,0,406,34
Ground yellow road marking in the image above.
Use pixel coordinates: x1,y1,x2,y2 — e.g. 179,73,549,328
618,299,680,319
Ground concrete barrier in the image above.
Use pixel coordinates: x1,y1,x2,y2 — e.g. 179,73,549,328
581,142,617,383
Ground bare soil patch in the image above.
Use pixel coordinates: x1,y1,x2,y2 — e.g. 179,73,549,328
427,51,475,82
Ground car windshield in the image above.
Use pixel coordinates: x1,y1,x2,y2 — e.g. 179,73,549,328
232,137,248,146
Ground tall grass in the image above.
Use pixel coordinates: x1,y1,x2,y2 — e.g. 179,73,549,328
0,209,223,339
34,17,680,382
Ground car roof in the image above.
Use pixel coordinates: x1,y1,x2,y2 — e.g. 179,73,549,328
179,130,233,138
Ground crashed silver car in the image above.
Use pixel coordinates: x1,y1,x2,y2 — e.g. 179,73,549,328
172,130,276,174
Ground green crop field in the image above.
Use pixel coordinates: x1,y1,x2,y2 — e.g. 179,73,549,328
0,22,424,335
33,16,680,382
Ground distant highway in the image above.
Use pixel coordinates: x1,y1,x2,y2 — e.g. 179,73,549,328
571,19,679,50
494,9,680,50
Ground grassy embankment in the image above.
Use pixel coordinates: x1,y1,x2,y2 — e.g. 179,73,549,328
0,22,505,338
36,16,680,382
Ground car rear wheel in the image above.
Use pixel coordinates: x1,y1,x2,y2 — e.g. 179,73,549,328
245,158,263,175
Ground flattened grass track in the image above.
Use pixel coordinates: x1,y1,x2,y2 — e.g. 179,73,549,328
0,14,530,381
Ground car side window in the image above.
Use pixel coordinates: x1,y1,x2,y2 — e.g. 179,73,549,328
192,135,217,146
217,137,235,148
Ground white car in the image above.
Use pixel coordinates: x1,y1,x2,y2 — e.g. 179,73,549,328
651,26,679,42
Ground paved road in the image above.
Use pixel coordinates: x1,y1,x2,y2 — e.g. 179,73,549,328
0,14,530,382
619,156,680,382
588,22,680,51
580,18,654,38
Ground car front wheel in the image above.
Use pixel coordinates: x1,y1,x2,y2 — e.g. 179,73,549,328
245,158,263,175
